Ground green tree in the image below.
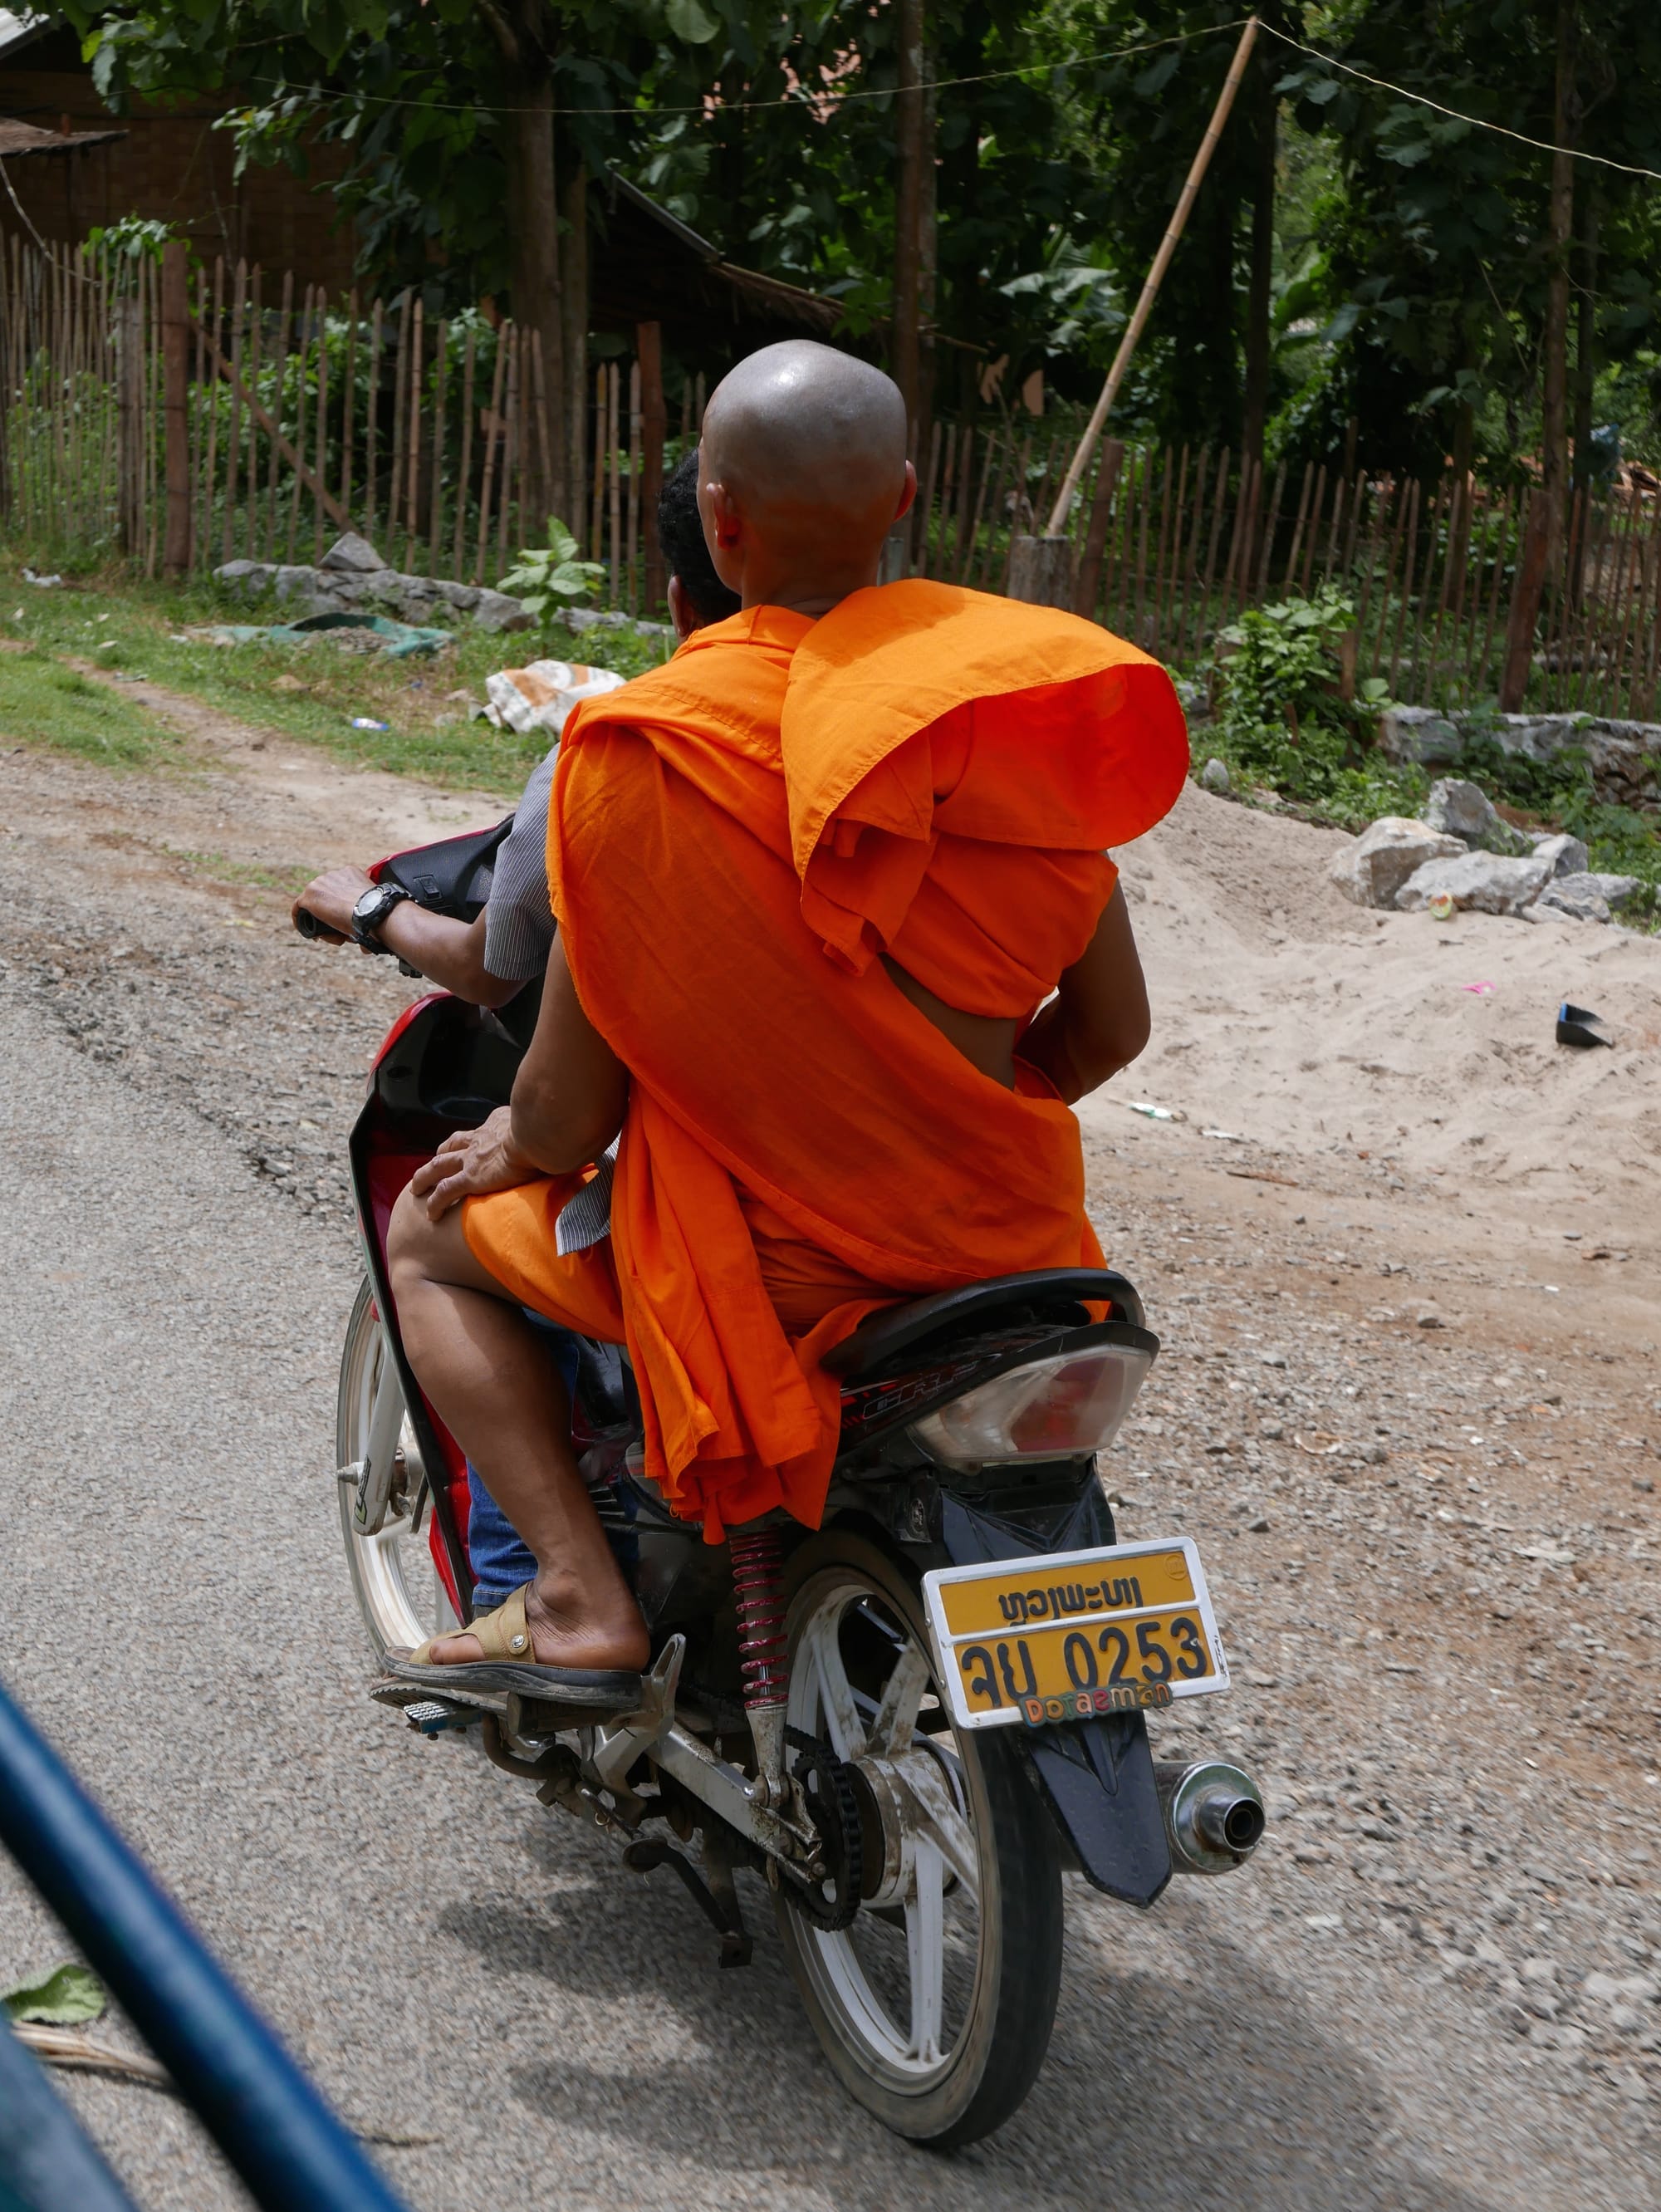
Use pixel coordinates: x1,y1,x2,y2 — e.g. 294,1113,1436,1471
66,0,710,516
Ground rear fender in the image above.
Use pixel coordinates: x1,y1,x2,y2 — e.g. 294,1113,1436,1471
939,1493,1172,1907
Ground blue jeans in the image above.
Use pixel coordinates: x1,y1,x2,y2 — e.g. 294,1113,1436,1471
467,1316,582,1611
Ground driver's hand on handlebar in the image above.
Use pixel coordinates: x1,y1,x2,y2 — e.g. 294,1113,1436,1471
292,864,375,945
409,1107,539,1221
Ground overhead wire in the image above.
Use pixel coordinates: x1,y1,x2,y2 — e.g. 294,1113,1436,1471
1255,21,1661,184
210,12,1661,189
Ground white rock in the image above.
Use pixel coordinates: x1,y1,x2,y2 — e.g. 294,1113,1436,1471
473,587,537,634
1376,704,1463,766
318,531,386,574
1200,756,1232,794
1530,831,1590,876
1590,871,1645,914
1395,851,1554,917
1423,777,1532,855
1533,872,1611,924
1330,817,1466,908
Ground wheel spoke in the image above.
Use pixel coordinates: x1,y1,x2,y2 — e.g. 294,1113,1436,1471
904,1841,946,2067
865,1641,931,1759
806,1617,866,1760
895,1749,980,1902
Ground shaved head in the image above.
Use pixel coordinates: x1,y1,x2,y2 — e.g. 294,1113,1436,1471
698,341,913,615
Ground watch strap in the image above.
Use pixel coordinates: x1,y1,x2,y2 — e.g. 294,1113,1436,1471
351,882,409,952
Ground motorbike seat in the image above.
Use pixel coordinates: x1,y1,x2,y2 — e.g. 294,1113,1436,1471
822,1268,1144,1382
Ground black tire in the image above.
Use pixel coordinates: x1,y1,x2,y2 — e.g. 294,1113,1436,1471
772,1528,1064,2149
336,1275,459,1659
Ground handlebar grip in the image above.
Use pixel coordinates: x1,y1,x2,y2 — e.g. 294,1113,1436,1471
292,906,331,940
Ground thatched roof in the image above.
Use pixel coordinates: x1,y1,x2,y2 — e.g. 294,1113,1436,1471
0,115,124,159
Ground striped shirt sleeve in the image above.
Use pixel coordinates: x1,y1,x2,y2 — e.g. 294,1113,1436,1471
482,744,560,983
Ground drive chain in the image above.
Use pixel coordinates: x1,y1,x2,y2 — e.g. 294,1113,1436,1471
782,1725,862,1930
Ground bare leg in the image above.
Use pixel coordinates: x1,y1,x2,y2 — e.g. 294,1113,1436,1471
385,1184,649,1671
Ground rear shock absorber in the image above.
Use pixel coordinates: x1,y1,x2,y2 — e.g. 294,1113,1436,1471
730,1523,791,1807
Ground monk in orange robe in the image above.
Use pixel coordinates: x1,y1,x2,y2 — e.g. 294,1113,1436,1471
385,341,1187,1685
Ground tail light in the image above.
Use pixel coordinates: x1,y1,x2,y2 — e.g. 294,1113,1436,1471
907,1338,1153,1467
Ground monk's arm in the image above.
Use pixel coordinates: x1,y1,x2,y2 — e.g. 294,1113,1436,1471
508,934,630,1174
1019,883,1150,1106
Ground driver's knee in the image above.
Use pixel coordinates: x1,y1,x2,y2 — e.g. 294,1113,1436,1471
386,1180,441,1297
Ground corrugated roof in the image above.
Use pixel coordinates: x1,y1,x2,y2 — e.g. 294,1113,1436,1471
0,11,46,65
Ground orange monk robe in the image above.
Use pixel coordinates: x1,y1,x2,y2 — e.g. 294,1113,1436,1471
463,580,1188,1539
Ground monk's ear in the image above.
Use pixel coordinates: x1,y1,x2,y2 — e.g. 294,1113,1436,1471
705,479,743,549
893,459,918,523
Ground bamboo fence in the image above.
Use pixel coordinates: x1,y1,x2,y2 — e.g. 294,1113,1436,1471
3,241,1660,719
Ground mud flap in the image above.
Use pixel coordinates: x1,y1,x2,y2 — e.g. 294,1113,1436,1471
939,1493,1173,1905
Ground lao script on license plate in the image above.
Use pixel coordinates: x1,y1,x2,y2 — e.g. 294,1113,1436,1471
921,1538,1230,1732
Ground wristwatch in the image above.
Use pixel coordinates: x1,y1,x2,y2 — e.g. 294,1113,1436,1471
351,880,411,953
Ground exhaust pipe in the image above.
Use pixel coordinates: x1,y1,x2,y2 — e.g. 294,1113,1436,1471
1154,1759,1266,1875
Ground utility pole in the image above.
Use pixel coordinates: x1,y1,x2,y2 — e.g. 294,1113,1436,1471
891,0,925,453
1502,0,1576,709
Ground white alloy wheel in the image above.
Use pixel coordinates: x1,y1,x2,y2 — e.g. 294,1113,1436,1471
336,1276,460,1659
774,1532,1062,2147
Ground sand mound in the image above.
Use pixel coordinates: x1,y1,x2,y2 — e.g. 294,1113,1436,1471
1087,783,1661,1224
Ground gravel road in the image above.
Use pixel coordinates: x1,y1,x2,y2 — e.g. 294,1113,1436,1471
2,722,1659,2210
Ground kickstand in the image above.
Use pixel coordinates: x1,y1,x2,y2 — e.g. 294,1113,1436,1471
622,1836,753,1968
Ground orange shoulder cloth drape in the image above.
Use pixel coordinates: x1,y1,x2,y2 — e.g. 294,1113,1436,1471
466,580,1188,1538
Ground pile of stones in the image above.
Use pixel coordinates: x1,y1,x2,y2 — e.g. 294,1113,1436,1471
1330,778,1644,925
1377,704,1660,812
213,532,534,633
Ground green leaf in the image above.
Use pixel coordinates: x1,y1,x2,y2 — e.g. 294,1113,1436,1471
3,1964,107,2027
664,0,719,45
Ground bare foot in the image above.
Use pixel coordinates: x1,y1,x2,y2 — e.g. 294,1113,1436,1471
424,1568,649,1673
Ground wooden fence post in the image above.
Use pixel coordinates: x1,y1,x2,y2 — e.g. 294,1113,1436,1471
1500,489,1547,710
1072,438,1124,619
637,321,666,616
162,241,194,575
116,287,143,557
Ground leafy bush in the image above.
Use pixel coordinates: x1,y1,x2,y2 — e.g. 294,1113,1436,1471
1203,588,1422,829
499,517,606,625
1195,601,1660,910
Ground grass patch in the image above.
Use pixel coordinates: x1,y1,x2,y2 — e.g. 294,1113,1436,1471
1184,589,1660,916
163,846,315,899
0,556,670,791
0,641,186,768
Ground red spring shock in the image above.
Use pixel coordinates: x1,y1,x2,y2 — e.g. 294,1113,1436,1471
730,1525,790,1711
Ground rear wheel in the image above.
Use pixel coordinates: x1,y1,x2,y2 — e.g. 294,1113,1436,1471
774,1529,1063,2149
336,1277,460,1660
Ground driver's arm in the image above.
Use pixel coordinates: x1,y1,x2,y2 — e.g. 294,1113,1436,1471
375,903,522,1008
1018,882,1150,1106
507,934,628,1175
292,866,524,1008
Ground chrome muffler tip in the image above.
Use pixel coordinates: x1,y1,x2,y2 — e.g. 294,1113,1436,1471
1154,1758,1267,1875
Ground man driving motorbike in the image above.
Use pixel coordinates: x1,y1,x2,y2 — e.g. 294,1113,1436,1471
291,451,738,997
384,341,1188,1695
296,454,737,1611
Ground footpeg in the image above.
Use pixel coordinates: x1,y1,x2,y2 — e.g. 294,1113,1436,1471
370,1676,498,1724
399,1699,473,1739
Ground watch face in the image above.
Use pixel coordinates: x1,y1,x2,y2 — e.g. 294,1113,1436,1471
354,884,392,926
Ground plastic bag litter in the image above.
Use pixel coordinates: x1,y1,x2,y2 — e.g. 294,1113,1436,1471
483,658,626,738
189,612,453,659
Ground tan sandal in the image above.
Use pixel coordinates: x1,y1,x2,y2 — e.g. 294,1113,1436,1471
385,1582,644,1709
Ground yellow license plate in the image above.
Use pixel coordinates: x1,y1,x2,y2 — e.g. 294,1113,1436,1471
921,1538,1230,1731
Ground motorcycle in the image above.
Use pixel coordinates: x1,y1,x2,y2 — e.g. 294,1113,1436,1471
309,836,1267,2151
